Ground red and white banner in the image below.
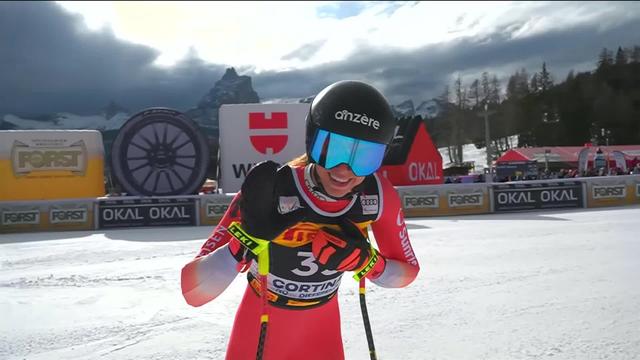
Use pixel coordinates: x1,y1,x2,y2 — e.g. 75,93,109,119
577,147,590,174
218,104,310,193
611,150,627,172
379,120,443,185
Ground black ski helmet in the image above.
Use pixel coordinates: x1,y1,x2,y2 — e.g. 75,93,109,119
305,80,396,164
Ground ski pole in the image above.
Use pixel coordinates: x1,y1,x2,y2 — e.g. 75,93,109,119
353,246,380,360
227,221,271,360
255,245,270,360
359,278,377,360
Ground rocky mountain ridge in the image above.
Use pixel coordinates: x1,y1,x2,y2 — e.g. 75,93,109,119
0,68,440,132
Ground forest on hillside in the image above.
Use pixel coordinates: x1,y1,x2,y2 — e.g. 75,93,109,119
422,45,640,165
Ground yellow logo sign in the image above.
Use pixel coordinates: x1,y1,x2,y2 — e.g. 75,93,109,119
11,140,87,175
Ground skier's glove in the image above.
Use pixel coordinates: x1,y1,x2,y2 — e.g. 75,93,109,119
312,218,383,276
228,160,306,264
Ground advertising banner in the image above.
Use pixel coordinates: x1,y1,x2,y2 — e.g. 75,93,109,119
0,130,105,200
199,194,235,226
577,147,590,174
379,119,443,186
0,199,94,233
396,183,490,217
97,197,197,228
584,175,640,207
218,104,309,193
492,180,583,212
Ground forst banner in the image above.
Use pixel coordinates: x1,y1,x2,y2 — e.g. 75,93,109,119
97,197,197,228
0,200,94,233
492,181,584,212
0,130,105,201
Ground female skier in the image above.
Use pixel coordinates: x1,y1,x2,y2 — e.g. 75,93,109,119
181,80,420,360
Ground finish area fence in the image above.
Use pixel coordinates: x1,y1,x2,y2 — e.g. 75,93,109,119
1,175,639,233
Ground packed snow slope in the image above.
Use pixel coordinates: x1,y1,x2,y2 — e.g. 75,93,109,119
1,206,639,360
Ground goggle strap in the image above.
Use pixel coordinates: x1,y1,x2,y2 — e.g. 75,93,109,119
318,130,331,167
348,140,358,167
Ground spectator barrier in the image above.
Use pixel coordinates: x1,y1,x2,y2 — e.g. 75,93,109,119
491,179,584,213
582,175,640,208
1,175,639,233
0,198,95,233
396,183,490,217
96,196,199,229
199,194,234,226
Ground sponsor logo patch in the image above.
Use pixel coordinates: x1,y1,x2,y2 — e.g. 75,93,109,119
278,196,303,214
360,195,379,215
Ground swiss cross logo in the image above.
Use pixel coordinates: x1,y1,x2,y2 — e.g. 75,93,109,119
248,112,288,155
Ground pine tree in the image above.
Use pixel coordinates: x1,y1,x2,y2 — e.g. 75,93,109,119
530,73,540,94
489,75,501,104
615,46,628,65
469,79,480,108
539,62,554,93
631,46,640,63
454,74,468,110
481,72,490,103
565,70,575,83
597,48,613,70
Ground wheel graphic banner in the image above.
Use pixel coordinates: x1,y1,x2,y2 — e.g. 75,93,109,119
110,108,210,196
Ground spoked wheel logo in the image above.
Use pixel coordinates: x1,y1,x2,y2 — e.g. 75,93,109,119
110,108,210,196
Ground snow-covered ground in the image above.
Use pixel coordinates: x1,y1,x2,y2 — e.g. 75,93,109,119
1,205,639,360
438,135,519,173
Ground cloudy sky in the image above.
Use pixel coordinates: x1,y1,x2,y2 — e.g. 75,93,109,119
1,1,640,116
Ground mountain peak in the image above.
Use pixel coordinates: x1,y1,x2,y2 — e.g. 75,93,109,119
185,68,260,133
102,101,129,120
222,67,239,80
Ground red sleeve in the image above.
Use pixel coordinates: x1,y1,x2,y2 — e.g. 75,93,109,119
368,174,420,287
181,193,244,307
196,193,242,258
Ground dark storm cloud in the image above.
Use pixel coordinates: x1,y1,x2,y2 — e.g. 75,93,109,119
0,1,226,116
2,1,640,117
253,12,640,105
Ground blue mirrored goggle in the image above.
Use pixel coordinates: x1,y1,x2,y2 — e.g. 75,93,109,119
309,129,387,176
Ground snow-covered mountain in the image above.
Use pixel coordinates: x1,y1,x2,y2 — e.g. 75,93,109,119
0,67,261,135
415,99,440,119
392,99,415,117
185,67,260,133
1,112,130,131
391,99,441,119
2,71,441,134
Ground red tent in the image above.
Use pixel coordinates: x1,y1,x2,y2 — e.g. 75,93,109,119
496,145,640,169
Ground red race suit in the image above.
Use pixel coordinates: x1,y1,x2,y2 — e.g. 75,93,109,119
181,164,420,360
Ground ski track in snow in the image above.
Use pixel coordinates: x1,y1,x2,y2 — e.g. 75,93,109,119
1,206,640,360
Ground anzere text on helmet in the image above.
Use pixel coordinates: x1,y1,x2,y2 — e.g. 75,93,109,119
334,110,380,130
